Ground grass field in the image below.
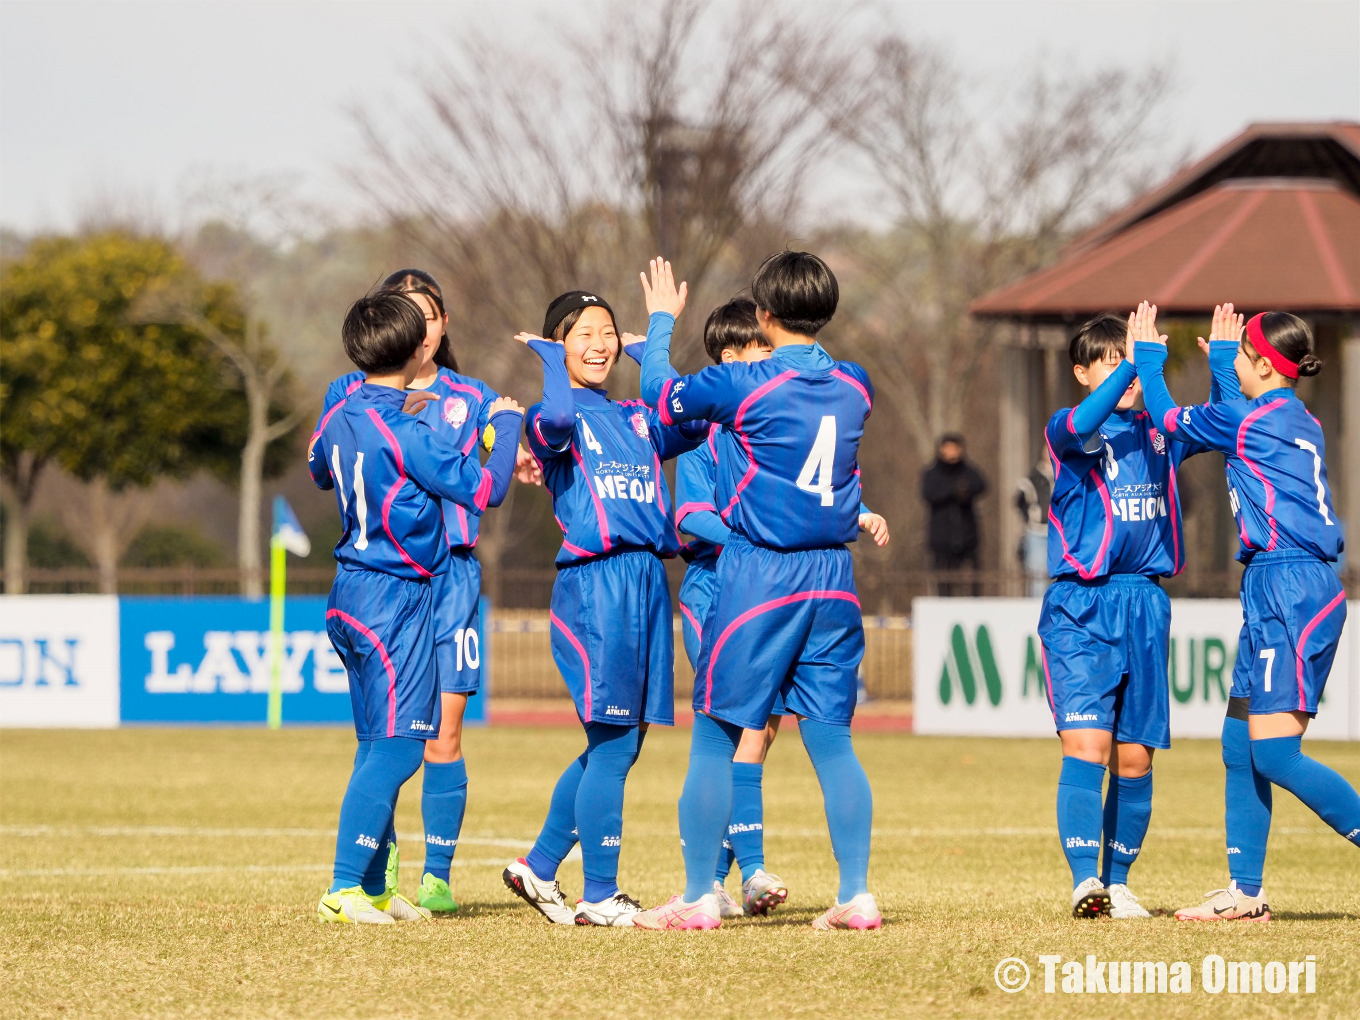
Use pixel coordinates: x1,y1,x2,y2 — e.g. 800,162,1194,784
2,726,1358,1019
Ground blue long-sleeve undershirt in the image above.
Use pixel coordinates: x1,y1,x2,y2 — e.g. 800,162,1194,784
640,311,681,407
1133,341,1185,440
526,339,576,449
1208,340,1243,402
1069,360,1137,442
481,409,523,507
682,509,731,546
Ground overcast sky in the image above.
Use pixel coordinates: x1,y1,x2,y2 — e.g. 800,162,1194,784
2,0,1357,233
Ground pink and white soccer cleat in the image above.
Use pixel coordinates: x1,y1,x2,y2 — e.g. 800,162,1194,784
632,893,722,930
811,893,882,930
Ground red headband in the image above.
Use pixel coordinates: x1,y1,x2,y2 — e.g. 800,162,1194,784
1245,313,1298,380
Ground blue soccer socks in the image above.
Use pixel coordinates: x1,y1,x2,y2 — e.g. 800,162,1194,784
421,759,469,883
331,737,425,894
526,752,587,883
1056,756,1105,888
575,723,642,903
799,719,873,902
678,713,742,901
729,762,766,882
1222,716,1271,894
1251,735,1360,848
1100,769,1152,887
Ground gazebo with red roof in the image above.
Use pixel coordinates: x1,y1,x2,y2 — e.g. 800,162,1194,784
971,122,1360,577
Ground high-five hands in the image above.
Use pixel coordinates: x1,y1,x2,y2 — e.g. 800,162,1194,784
1131,301,1168,347
1197,303,1244,356
639,257,687,319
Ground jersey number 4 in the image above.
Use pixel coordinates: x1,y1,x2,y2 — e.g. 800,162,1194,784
332,445,370,550
797,415,837,506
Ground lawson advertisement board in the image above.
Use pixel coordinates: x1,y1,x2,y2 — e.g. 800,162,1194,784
0,596,487,727
913,597,1360,740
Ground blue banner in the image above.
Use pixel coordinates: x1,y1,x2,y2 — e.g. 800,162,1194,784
118,597,489,726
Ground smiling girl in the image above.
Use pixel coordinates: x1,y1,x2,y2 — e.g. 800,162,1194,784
500,290,707,926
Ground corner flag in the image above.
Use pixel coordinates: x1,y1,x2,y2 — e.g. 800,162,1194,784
267,497,310,729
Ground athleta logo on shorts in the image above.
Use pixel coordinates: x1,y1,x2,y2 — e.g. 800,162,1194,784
409,720,435,732
604,705,630,716
1064,712,1099,722
356,834,380,850
601,835,621,847
443,397,468,427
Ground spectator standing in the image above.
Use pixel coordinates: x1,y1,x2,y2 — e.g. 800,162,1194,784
920,434,988,595
1015,451,1053,596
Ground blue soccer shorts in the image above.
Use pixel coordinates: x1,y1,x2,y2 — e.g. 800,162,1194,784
434,549,482,695
1231,550,1347,715
680,557,788,722
1037,574,1171,749
694,536,862,731
326,565,439,741
549,549,674,727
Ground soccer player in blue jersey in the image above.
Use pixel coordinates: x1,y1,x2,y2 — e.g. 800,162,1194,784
309,289,523,924
1039,303,1209,920
500,289,707,927
631,252,881,931
650,299,889,920
315,269,541,915
1132,305,1360,922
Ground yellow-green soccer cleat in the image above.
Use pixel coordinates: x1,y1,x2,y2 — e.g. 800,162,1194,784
416,873,460,914
384,842,400,894
318,886,396,925
365,889,432,922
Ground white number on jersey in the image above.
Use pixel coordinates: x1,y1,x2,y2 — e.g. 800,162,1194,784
797,415,837,506
454,627,480,670
332,445,370,550
581,419,604,455
1260,648,1275,692
1103,442,1119,481
1293,438,1332,524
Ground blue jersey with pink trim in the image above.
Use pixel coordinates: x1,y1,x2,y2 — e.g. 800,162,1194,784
526,387,698,567
308,384,520,579
1137,361,1341,564
320,369,499,549
1044,407,1198,579
652,341,873,551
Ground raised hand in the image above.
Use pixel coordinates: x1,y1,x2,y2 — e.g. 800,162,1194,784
513,331,551,346
639,256,688,319
488,396,525,417
1134,301,1168,347
403,391,438,415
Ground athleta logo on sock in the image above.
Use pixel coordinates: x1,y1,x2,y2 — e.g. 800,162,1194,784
426,835,457,847
727,822,763,834
600,835,621,847
1064,837,1099,849
1105,839,1140,857
355,834,380,850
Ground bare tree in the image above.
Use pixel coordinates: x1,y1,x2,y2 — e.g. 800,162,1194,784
350,0,854,595
808,37,1171,463
137,289,303,596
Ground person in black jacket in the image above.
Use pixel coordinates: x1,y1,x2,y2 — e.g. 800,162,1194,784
920,434,988,594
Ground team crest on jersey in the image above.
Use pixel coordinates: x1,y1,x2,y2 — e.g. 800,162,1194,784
443,397,468,427
1151,429,1166,454
630,412,650,439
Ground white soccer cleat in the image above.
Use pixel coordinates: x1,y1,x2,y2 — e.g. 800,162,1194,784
741,869,789,916
713,881,743,919
574,891,643,927
632,893,723,930
317,887,396,925
811,892,882,930
502,857,576,925
369,890,432,922
1174,881,1271,922
1107,883,1151,919
1071,876,1111,918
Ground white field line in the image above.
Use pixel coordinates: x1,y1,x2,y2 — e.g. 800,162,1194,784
0,825,531,847
0,859,509,878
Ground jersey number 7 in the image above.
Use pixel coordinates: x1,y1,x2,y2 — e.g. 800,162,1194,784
797,415,837,506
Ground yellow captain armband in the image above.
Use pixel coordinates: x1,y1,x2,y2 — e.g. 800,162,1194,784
482,423,495,451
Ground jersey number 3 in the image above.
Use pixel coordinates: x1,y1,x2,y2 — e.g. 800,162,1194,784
797,415,837,506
